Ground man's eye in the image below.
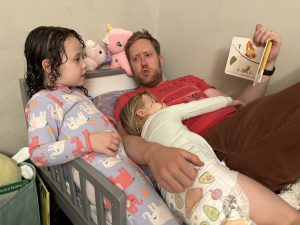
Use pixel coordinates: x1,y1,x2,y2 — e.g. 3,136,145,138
133,57,140,62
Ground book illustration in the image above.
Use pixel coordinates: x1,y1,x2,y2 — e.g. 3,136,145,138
245,40,257,59
225,37,272,85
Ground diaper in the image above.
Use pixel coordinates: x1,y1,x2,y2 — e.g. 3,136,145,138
163,161,250,225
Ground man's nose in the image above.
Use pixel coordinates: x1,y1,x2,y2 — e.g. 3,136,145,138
140,56,147,66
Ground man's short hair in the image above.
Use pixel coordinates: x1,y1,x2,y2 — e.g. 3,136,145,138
125,29,161,60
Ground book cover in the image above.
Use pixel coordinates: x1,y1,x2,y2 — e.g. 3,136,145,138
224,37,272,85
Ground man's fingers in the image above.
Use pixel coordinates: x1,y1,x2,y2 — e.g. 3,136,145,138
181,150,204,167
175,166,197,189
254,29,267,45
158,179,176,193
253,24,279,47
164,152,201,192
255,23,262,31
157,171,190,193
254,24,263,41
259,30,273,45
253,24,272,46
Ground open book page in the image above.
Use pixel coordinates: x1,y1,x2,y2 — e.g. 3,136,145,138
224,37,272,85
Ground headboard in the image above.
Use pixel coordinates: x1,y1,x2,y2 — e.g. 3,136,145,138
83,68,137,98
19,68,137,106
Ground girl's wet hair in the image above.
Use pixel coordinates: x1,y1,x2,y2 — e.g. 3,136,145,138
24,26,86,98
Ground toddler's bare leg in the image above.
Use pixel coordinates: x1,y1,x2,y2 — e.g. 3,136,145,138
237,173,300,225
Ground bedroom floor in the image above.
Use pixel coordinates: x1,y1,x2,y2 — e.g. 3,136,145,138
50,197,73,225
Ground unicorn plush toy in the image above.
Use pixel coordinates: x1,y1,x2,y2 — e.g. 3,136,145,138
84,40,111,71
103,24,133,76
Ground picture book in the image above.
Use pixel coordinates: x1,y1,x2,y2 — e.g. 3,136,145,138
224,37,272,85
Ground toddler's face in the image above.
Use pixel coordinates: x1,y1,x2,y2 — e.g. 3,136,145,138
140,94,165,116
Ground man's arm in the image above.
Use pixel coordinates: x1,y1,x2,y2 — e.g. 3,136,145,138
116,121,204,193
205,24,281,105
237,24,282,104
236,75,271,104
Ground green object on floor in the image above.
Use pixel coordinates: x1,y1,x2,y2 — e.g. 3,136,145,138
0,163,40,225
0,153,22,186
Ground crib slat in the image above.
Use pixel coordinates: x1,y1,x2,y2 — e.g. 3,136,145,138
72,158,127,225
95,191,106,225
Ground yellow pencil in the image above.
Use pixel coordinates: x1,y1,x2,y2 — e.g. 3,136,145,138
257,40,273,83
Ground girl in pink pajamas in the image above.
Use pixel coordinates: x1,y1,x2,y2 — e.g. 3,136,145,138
24,26,179,225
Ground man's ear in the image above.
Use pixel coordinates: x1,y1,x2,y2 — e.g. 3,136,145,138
42,59,51,74
159,55,164,66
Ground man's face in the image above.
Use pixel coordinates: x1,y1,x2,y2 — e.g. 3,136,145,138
128,39,164,87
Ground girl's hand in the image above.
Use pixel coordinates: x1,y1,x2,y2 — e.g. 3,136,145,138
89,131,122,156
230,99,245,108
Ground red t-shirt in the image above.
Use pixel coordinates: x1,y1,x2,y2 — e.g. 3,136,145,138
114,75,236,135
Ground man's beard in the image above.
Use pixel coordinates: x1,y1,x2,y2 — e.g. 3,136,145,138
135,67,163,87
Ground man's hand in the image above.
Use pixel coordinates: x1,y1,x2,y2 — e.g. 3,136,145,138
145,145,204,193
116,121,204,193
237,24,282,104
253,24,282,69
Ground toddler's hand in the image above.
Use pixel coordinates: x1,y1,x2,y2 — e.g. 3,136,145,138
230,99,245,108
89,131,121,156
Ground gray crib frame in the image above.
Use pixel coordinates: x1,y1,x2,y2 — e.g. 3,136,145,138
19,68,128,225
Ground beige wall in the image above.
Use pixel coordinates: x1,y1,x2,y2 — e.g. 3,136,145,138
158,0,300,97
2,0,300,155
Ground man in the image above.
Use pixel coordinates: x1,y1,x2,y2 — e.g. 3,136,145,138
114,24,300,193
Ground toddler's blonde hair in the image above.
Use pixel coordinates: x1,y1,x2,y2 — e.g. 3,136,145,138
120,92,151,136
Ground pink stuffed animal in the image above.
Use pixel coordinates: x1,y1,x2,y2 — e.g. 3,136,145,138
103,24,133,76
84,40,110,71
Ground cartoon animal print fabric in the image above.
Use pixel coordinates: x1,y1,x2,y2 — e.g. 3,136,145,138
27,87,179,225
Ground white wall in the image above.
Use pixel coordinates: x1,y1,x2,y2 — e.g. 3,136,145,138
0,0,158,155
158,0,300,97
2,0,300,155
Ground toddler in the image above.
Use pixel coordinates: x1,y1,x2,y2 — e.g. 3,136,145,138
120,91,300,225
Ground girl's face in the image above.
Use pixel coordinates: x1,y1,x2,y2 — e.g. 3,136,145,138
55,36,87,87
139,94,165,117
